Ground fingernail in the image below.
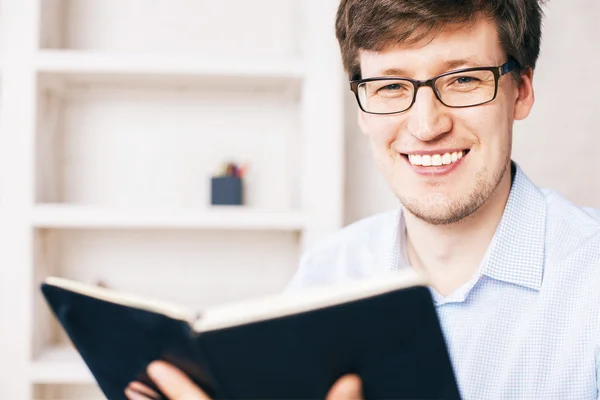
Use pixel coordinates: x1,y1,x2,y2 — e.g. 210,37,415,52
147,361,169,381
125,387,151,400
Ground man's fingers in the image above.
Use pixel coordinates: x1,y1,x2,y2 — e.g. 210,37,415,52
126,381,161,399
147,361,211,400
125,386,155,400
326,374,364,400
142,361,360,400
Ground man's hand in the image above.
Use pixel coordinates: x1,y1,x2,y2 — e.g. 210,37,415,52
125,361,210,400
125,361,363,400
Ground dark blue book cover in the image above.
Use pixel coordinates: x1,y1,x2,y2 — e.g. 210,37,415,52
41,273,461,400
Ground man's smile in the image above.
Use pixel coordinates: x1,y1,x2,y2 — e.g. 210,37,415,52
403,149,470,166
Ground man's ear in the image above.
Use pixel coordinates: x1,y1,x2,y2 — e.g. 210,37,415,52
514,68,535,121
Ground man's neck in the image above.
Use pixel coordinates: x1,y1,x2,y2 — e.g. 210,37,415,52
404,165,514,297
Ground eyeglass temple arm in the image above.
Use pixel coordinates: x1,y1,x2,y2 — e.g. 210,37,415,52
501,58,521,75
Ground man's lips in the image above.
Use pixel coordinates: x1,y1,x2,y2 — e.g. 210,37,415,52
400,149,470,176
402,148,468,157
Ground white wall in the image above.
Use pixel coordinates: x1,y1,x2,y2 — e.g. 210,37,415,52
512,0,600,208
343,0,600,224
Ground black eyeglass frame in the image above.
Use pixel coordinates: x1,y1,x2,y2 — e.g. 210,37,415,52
349,58,521,115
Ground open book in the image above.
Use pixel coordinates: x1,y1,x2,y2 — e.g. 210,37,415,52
41,270,461,400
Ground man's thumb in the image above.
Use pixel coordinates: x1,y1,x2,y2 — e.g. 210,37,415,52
326,374,363,400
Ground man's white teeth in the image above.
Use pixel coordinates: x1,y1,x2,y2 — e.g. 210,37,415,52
408,151,465,166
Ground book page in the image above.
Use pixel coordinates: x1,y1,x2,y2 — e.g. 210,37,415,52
194,269,426,332
44,276,196,323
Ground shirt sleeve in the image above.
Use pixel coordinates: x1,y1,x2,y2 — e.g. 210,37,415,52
283,240,345,294
282,249,313,294
596,342,600,399
596,295,600,400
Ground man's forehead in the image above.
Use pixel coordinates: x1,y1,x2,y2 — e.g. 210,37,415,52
358,17,504,78
360,51,501,78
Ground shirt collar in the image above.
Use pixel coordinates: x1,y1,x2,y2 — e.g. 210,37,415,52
480,162,547,291
390,162,547,292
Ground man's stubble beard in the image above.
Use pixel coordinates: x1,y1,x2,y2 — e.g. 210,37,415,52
394,154,511,226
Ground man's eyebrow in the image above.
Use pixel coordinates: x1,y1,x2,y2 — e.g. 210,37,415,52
442,58,488,71
379,67,409,77
377,58,491,78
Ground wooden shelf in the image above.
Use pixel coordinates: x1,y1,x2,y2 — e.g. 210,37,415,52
32,205,306,231
31,346,94,384
36,50,305,82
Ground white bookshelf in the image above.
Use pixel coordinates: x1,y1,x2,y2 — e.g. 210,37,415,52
32,205,306,230
36,50,305,79
0,1,345,399
31,346,93,385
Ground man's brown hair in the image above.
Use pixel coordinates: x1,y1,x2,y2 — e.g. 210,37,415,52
335,0,546,80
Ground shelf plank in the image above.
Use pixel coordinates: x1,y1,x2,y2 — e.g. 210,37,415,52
32,205,306,230
31,346,94,384
36,50,305,80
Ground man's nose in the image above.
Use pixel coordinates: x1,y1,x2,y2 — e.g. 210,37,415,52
406,86,452,142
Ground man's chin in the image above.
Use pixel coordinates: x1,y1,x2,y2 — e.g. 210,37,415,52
404,207,467,226
398,164,507,226
401,196,482,226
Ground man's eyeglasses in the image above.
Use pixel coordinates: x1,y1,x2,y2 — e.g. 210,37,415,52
350,59,520,115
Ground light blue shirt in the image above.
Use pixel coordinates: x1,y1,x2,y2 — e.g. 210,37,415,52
287,163,600,399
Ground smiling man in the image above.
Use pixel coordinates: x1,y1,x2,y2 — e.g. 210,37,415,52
127,1,600,399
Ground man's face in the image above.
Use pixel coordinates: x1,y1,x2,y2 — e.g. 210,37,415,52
357,17,534,225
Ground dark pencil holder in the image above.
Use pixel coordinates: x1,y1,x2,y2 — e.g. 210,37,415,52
211,176,243,206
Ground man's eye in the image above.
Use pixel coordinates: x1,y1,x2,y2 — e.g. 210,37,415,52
377,83,409,94
382,84,402,91
453,76,479,85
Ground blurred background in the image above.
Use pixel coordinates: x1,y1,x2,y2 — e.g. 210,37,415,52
0,0,597,399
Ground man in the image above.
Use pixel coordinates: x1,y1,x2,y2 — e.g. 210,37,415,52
127,0,600,398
